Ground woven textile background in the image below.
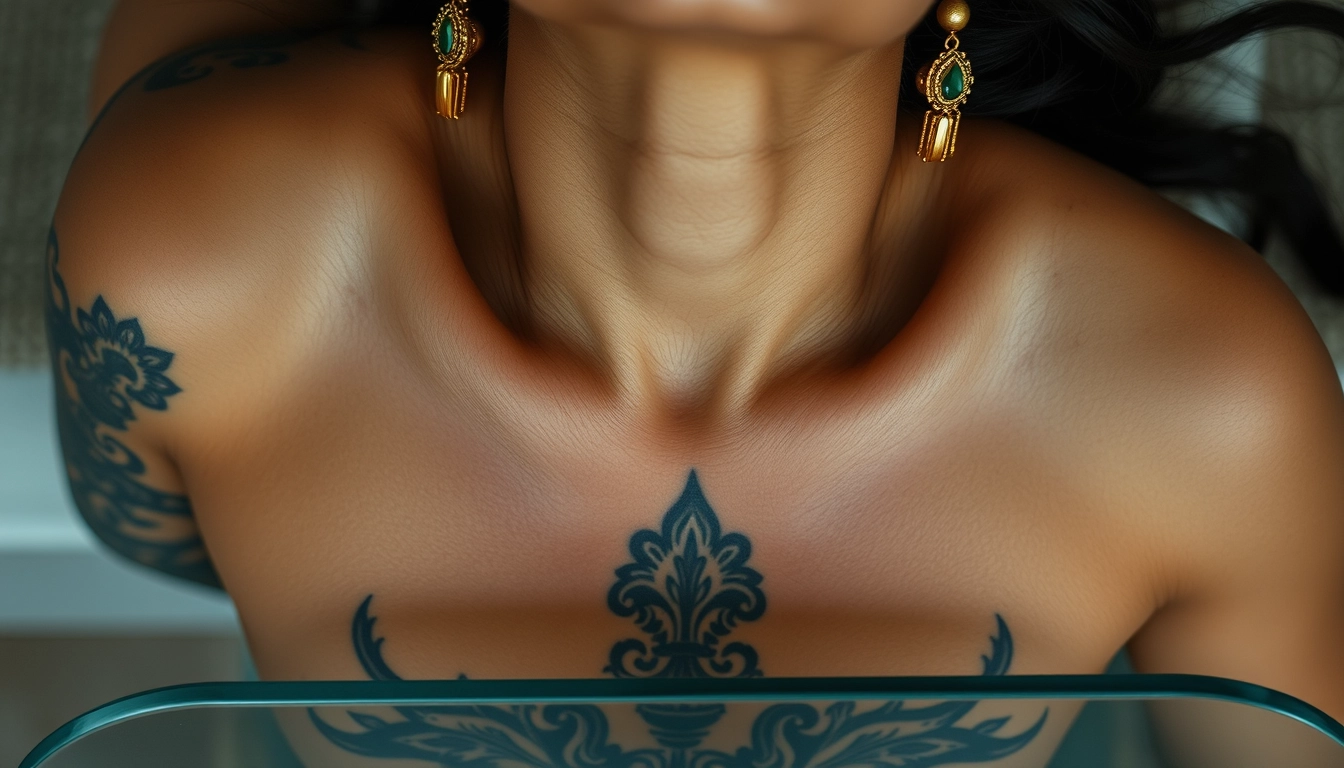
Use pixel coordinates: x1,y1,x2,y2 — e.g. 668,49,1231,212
0,0,116,366
0,1,1342,367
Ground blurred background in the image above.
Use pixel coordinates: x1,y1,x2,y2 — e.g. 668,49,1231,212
1,0,1342,765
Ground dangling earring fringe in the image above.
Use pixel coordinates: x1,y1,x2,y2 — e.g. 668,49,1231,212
916,0,974,162
433,0,483,119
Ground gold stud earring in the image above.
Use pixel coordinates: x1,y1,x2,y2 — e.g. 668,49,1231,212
432,0,484,119
916,0,974,162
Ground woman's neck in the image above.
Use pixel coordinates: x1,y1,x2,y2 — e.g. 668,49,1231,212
502,8,931,419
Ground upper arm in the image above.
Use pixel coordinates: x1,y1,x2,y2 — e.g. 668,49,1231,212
50,23,376,589
44,221,222,589
1121,236,1344,758
51,40,276,590
48,26,278,589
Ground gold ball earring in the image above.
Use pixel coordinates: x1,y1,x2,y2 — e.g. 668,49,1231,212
916,0,974,162
432,0,484,119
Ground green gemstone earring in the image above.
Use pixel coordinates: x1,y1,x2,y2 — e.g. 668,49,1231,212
432,0,483,119
915,0,974,162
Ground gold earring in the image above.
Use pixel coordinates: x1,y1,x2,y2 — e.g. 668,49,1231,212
432,0,484,119
915,0,973,162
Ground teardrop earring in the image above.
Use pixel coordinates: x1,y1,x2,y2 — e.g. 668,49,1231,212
432,0,484,119
915,0,974,162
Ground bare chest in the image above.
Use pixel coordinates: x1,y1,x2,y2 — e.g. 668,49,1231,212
152,80,1160,684
176,314,1153,686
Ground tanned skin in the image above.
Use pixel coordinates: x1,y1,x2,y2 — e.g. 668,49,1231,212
46,0,1344,764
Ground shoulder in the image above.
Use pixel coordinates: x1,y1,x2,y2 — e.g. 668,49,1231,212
54,26,439,435
43,26,447,586
69,23,436,251
961,119,1344,588
961,117,1339,427
75,24,433,203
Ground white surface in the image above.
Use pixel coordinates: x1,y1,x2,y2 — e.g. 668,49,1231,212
0,370,96,552
0,368,239,634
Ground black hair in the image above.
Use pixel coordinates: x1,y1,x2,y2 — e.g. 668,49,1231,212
901,0,1344,294
359,0,1344,294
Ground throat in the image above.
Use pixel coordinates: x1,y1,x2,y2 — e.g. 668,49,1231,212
499,10,917,418
623,47,779,271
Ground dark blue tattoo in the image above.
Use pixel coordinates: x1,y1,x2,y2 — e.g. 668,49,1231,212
77,30,328,158
43,226,219,588
313,471,1047,765
140,32,316,92
607,470,765,679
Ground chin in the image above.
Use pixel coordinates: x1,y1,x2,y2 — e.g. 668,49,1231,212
507,0,933,48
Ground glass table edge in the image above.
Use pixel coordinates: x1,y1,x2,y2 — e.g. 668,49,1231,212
20,673,1344,768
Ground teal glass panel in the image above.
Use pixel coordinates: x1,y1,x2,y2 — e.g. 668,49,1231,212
20,675,1344,768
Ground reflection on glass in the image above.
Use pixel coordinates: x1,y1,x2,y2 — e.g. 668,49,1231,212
23,682,1344,768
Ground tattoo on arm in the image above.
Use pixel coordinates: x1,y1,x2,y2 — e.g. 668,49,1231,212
139,31,317,92
312,470,1048,766
80,28,360,156
43,226,220,589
